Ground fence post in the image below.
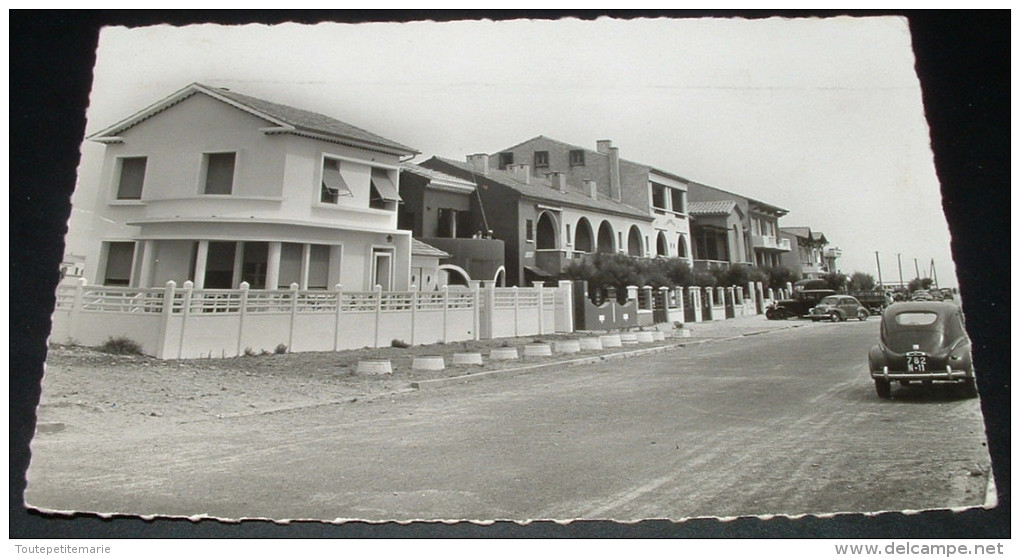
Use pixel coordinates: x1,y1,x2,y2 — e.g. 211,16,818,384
374,284,383,348
236,281,249,357
178,281,194,359
472,282,481,340
442,285,450,343
152,281,176,359
287,283,299,353
333,284,343,352
410,284,418,346
512,285,519,337
626,285,639,303
675,286,685,324
536,283,545,334
68,277,86,343
557,279,574,333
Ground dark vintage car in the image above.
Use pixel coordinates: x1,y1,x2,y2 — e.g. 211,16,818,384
766,289,835,320
868,301,976,399
808,295,870,322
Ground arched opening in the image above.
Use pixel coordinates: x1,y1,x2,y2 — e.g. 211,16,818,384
596,221,615,254
536,211,557,250
676,234,688,258
575,217,595,253
627,225,643,256
438,264,471,287
656,231,669,257
493,266,506,287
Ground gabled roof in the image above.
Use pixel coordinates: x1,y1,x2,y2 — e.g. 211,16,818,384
688,200,742,217
400,162,476,193
421,156,653,221
410,238,451,259
87,83,418,156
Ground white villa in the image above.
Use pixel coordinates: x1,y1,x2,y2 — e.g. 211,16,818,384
74,83,420,292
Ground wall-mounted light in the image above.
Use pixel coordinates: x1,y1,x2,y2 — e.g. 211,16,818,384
386,234,393,243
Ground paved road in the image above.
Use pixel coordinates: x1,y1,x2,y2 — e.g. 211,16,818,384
27,319,992,522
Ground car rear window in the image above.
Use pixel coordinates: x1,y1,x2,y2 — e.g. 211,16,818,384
894,312,938,326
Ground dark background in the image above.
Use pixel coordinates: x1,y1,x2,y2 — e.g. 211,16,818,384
11,10,1009,539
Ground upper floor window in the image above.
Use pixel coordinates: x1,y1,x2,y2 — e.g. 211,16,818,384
651,183,668,211
115,156,147,200
320,158,352,204
671,188,686,214
498,152,514,170
525,219,534,242
534,151,549,168
369,168,401,211
569,149,585,166
202,152,236,195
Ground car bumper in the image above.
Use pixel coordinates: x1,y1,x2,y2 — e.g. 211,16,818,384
870,366,972,382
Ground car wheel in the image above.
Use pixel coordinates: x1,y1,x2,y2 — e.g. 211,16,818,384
830,312,842,322
875,378,891,399
765,308,775,320
857,309,868,321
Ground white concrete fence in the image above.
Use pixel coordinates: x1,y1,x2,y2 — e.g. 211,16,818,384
51,279,567,359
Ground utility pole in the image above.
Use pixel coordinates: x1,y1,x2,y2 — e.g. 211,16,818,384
875,251,883,290
914,258,920,281
930,258,938,289
897,253,904,289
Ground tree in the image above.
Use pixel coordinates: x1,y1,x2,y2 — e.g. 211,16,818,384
848,272,876,292
762,265,798,292
821,272,848,292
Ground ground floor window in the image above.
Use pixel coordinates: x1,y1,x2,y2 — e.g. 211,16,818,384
102,242,135,286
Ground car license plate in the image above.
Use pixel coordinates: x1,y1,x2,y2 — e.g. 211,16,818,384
906,354,927,373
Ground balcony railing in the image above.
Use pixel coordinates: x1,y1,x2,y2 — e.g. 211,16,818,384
751,235,791,252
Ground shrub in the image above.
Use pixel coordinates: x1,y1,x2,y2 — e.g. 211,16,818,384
391,339,410,348
99,336,143,355
274,343,288,355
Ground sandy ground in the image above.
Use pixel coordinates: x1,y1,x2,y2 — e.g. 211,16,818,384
36,330,687,430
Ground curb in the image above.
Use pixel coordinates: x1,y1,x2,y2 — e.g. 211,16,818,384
410,321,804,390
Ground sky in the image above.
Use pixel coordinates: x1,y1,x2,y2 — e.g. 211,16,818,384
72,15,957,287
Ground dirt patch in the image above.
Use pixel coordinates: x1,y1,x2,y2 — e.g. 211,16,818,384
37,332,683,429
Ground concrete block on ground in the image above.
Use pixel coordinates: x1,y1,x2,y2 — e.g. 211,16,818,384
635,331,655,343
523,343,553,357
489,347,519,360
554,340,581,354
578,337,603,351
599,334,622,348
651,331,666,341
620,332,639,344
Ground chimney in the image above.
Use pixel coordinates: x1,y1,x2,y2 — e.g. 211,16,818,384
466,153,489,175
596,139,612,154
507,163,531,184
608,146,621,202
584,179,598,199
548,171,567,193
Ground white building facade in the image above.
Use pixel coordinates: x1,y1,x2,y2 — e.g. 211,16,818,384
74,83,418,291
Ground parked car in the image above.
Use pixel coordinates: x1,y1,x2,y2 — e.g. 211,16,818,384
910,290,934,302
808,295,869,322
766,288,835,320
868,301,977,399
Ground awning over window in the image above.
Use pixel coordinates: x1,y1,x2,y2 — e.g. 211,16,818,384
322,160,353,196
371,168,402,202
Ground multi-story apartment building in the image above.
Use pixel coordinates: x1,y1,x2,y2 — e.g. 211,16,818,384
419,155,653,287
779,227,832,279
72,83,419,291
490,136,693,262
686,182,790,269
